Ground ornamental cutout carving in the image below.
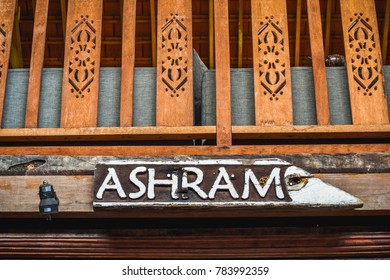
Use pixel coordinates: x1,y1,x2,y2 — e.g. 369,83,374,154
161,13,189,97
348,13,379,97
0,23,6,85
257,16,286,101
68,15,97,99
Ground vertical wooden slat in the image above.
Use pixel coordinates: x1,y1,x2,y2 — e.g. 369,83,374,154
295,0,302,66
208,0,214,69
340,0,389,125
25,0,49,128
0,0,16,126
324,0,332,56
60,0,67,37
214,0,232,146
251,0,293,126
156,0,193,126
150,0,157,67
307,0,330,125
382,0,390,64
238,0,243,68
10,4,23,68
120,0,136,127
61,0,103,128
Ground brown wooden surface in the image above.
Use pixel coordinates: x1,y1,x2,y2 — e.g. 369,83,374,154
251,0,293,126
61,0,102,128
1,125,390,143
156,0,193,126
0,0,16,126
120,0,136,127
214,0,232,147
0,143,389,157
25,0,49,128
307,0,330,125
340,0,389,125
1,218,390,259
0,173,390,216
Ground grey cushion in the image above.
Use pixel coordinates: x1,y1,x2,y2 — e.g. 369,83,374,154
2,50,206,128
201,66,390,126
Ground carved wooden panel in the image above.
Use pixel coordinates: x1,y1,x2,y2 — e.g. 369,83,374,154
61,0,102,128
340,0,389,125
0,0,16,126
251,0,293,126
156,0,193,126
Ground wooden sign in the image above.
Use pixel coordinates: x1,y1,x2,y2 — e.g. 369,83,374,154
93,158,362,209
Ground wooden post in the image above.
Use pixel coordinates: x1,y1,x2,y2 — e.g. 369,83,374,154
60,0,67,38
209,0,214,69
156,0,193,126
25,0,49,128
61,0,103,128
214,0,232,146
340,0,389,124
150,0,157,67
0,0,16,126
382,0,390,64
120,0,136,127
324,0,332,56
307,0,330,125
238,0,243,68
10,3,23,68
251,0,293,126
294,0,302,66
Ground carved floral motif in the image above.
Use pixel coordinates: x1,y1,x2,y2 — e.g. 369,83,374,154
68,15,97,99
257,16,286,101
348,13,379,97
161,13,188,98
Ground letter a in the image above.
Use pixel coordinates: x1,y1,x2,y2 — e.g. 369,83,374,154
96,168,126,199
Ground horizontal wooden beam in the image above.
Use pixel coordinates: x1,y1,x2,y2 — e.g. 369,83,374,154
0,144,389,156
0,173,389,217
0,125,390,143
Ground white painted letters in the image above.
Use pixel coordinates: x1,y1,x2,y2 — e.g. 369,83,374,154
209,167,239,199
147,168,179,199
129,166,147,199
96,168,126,199
182,167,208,199
242,168,285,200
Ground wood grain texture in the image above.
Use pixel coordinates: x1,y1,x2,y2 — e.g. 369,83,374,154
340,0,389,125
61,0,102,128
0,0,16,126
307,0,330,125
2,220,390,258
214,0,232,146
1,125,390,143
120,0,136,127
25,0,49,128
0,173,390,216
251,0,293,126
156,0,193,126
0,144,390,157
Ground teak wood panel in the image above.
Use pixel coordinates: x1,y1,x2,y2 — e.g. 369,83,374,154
61,0,103,128
214,0,232,146
25,0,49,128
251,0,293,126
340,0,389,125
120,0,136,127
0,0,16,127
156,0,193,126
306,0,330,125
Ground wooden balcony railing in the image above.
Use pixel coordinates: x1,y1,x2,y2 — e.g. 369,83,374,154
0,0,389,156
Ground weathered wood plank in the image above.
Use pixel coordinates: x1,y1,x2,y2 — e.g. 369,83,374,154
251,0,293,126
120,0,136,127
0,0,16,126
340,0,389,124
214,0,232,146
1,125,390,143
156,0,193,126
307,0,330,125
25,0,49,128
0,173,389,216
61,0,103,128
0,144,390,157
2,153,390,176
